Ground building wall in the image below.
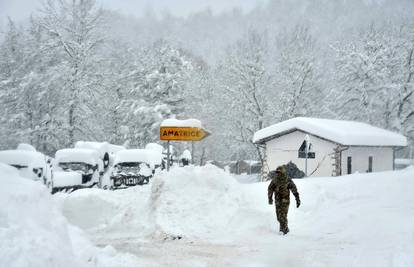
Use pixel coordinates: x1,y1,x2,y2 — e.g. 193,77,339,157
341,147,394,175
265,131,337,177
265,131,395,177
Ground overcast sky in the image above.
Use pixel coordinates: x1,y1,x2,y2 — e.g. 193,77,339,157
0,0,266,24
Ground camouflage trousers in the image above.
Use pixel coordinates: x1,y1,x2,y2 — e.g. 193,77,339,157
275,202,290,232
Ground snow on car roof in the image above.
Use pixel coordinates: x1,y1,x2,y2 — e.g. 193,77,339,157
55,149,100,166
16,143,37,152
145,143,164,154
107,144,125,154
161,118,202,128
114,149,162,166
75,141,125,157
253,117,407,147
0,150,46,167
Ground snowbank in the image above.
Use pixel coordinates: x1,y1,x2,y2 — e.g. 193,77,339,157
60,186,154,242
60,165,414,267
253,117,407,146
150,165,251,240
62,165,254,240
53,171,83,187
0,163,140,267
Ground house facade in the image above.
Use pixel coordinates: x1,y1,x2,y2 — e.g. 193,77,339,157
253,117,407,178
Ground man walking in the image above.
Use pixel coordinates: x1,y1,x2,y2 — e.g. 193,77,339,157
268,165,300,235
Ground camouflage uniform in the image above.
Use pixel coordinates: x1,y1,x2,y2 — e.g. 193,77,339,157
268,166,300,234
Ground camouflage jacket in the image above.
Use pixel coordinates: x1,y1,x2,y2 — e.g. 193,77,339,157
268,177,300,205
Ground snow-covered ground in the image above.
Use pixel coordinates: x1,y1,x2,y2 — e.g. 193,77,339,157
0,163,141,267
2,162,413,266
55,165,414,267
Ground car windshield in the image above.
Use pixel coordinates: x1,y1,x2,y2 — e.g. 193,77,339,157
59,162,92,172
10,164,28,170
118,162,141,168
115,162,150,173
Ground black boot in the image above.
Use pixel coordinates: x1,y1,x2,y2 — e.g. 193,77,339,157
282,226,290,235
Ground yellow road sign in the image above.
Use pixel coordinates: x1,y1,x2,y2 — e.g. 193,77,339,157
160,127,210,141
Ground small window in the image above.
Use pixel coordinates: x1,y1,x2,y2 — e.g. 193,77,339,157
368,156,373,173
347,156,352,174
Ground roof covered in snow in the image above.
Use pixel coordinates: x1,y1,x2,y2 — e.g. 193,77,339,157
145,143,164,154
114,149,162,167
161,118,202,128
55,149,100,166
75,141,125,157
253,117,407,147
16,143,37,152
0,150,46,167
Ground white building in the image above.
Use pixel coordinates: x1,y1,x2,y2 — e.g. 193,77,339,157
253,117,407,177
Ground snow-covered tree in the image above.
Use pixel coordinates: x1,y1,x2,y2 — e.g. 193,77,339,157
116,41,193,147
273,26,323,120
36,0,106,146
216,30,270,162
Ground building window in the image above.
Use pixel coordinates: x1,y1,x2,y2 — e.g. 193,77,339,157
347,156,352,174
368,156,373,173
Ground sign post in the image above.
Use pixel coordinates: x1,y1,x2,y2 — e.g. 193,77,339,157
167,140,171,171
305,135,310,177
160,120,210,171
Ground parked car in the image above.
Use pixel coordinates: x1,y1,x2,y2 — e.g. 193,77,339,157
0,149,53,188
75,141,125,171
52,148,102,193
145,142,165,173
110,149,162,189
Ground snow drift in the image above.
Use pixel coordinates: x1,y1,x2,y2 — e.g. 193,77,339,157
150,165,251,240
61,165,414,267
62,165,252,240
0,163,139,267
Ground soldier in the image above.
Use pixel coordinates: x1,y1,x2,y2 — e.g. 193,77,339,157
268,165,300,235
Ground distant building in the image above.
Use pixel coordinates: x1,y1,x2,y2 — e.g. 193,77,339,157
253,117,407,177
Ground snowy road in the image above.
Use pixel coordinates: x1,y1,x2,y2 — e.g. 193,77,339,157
59,166,414,267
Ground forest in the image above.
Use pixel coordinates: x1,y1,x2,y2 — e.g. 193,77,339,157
1,0,413,162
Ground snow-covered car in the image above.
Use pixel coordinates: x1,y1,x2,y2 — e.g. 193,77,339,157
74,141,125,171
0,149,52,187
52,148,102,193
110,149,162,189
145,142,165,172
